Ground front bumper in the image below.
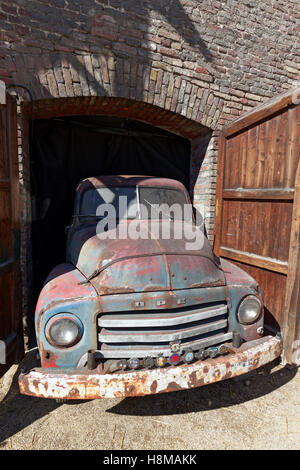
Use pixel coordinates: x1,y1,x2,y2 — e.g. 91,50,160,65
19,335,282,400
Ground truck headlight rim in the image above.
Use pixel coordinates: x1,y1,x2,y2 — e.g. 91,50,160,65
237,295,262,325
45,313,83,348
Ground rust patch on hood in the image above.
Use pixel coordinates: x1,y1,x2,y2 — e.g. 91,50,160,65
67,220,225,295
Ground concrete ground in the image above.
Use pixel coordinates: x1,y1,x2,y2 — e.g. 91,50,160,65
0,353,299,450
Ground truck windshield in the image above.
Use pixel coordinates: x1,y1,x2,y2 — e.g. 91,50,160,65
79,186,189,220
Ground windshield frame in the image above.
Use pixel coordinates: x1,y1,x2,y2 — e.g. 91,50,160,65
75,184,191,221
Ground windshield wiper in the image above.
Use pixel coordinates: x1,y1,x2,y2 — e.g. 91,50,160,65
79,267,103,284
143,199,174,221
73,214,105,218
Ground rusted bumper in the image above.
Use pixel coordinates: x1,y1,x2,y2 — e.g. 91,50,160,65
19,335,282,400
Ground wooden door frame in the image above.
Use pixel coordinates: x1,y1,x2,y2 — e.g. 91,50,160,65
0,90,23,376
282,158,300,364
214,86,300,364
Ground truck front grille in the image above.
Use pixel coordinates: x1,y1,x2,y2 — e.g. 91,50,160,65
97,301,232,359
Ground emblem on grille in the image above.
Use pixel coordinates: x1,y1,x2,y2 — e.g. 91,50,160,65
170,340,181,353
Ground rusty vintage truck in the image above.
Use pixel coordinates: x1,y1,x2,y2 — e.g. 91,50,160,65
18,175,282,399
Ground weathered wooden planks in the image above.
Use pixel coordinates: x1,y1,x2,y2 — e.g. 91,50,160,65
214,87,300,363
0,93,23,377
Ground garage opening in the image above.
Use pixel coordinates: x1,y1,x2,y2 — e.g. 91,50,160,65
29,115,191,336
21,96,212,347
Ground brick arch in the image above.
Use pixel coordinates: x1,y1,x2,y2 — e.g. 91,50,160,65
21,94,217,238
20,93,218,334
23,95,210,140
18,52,225,235
16,51,226,132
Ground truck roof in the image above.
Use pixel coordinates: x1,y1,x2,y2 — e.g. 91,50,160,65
76,175,187,193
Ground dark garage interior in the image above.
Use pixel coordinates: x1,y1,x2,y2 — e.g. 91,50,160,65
29,115,191,339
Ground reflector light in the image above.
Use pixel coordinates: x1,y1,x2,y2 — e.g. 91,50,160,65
218,344,228,355
196,349,206,360
208,346,218,358
128,358,140,370
169,353,181,365
156,356,167,368
143,357,154,369
183,350,194,363
118,360,127,370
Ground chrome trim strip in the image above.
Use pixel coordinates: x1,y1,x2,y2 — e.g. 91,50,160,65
98,332,233,358
98,304,227,328
99,319,228,343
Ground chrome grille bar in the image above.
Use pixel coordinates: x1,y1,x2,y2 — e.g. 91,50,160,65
99,318,228,343
98,303,227,328
99,332,233,358
97,301,230,359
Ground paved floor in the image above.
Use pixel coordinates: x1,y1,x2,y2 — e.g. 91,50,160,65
0,354,299,450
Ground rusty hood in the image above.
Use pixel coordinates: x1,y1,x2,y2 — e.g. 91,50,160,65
67,220,225,295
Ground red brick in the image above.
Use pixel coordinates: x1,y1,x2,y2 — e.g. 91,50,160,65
119,27,143,40
113,42,137,55
0,68,10,77
55,45,74,53
195,66,209,74
91,27,118,42
158,47,179,58
2,4,18,15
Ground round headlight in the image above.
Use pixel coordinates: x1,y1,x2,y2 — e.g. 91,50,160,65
45,314,83,348
237,295,262,325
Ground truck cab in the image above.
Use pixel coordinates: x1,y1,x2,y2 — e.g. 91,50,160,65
19,175,282,399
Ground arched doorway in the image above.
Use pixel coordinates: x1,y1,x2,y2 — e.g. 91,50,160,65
21,96,212,345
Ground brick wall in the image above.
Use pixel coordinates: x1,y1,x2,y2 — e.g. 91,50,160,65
0,1,299,336
1,0,299,229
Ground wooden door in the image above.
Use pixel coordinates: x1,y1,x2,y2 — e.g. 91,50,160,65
214,88,300,364
0,86,23,376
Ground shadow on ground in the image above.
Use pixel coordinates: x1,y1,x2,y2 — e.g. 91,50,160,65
0,353,297,445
